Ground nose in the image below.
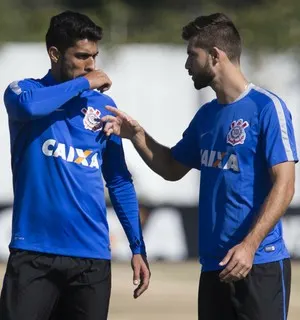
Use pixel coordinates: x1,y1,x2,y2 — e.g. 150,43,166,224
185,57,190,70
85,57,96,72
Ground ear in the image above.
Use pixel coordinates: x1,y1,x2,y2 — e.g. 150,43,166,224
48,46,61,64
209,47,222,65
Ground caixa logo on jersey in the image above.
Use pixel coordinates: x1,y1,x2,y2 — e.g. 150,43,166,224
42,139,100,169
227,119,249,146
201,149,239,172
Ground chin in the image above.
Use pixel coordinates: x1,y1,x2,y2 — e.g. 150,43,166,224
194,81,208,90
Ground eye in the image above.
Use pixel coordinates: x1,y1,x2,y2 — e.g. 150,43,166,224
76,54,91,60
187,52,195,59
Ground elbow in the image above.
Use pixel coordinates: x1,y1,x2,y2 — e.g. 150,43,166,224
161,160,187,181
161,171,182,182
163,176,180,182
5,91,37,121
160,163,186,181
162,174,174,181
16,91,40,120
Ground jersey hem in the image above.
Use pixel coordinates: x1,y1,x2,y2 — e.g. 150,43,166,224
200,253,290,272
9,244,111,260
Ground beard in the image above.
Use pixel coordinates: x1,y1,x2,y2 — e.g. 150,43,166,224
192,61,215,90
59,57,73,82
59,57,86,82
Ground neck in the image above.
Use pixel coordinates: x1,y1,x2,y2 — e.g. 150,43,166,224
211,63,249,104
50,67,62,83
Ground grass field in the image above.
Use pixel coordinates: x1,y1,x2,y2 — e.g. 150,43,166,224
1,261,300,319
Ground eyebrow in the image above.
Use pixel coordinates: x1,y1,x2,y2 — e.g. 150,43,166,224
76,51,99,56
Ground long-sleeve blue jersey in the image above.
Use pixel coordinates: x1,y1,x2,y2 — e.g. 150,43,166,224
4,71,146,259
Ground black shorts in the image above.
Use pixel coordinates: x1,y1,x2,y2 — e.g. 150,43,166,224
0,249,111,320
198,259,291,320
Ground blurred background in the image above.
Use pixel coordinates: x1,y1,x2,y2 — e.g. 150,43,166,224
0,0,300,319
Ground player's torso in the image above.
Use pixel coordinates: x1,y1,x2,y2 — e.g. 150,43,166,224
199,99,260,175
197,97,276,261
199,97,264,222
11,89,109,222
9,89,112,257
196,91,290,270
41,92,107,169
12,90,108,174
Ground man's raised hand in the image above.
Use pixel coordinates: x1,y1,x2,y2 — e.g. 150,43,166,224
84,70,112,92
102,106,143,140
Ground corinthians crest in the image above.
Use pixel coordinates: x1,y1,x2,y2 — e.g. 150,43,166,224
227,119,249,146
81,107,103,132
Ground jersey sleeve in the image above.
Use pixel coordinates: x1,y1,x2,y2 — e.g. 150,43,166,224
101,101,146,256
171,110,202,170
260,99,298,167
4,77,89,121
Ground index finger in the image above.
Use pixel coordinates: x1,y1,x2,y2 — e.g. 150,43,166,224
105,105,123,116
134,269,150,299
134,278,149,298
101,114,117,123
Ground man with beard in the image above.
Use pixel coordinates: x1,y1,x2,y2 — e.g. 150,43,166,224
0,10,150,320
101,13,297,320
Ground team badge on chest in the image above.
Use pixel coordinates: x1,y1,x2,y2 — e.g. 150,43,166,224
81,107,103,132
227,119,249,146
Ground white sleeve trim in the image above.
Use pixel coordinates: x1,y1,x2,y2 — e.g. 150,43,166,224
253,86,294,161
9,81,22,95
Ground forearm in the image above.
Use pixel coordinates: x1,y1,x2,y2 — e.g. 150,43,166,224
131,128,177,181
108,181,146,255
102,134,145,254
244,180,294,250
102,106,190,180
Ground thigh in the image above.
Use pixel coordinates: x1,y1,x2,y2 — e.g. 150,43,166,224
57,259,111,320
0,250,60,320
233,259,291,320
198,270,237,320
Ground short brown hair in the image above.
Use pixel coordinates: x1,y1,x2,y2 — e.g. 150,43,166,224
182,13,242,62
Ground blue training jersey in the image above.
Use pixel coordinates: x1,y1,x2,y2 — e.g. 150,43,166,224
4,71,146,259
171,84,298,271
